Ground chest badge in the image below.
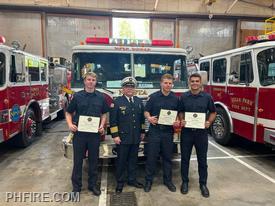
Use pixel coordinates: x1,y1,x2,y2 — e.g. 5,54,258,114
120,106,126,115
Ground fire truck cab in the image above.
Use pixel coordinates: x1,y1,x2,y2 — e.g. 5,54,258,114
199,34,275,147
0,37,69,147
63,37,189,158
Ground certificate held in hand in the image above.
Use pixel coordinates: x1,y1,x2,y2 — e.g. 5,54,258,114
185,112,206,129
158,109,177,126
78,115,100,133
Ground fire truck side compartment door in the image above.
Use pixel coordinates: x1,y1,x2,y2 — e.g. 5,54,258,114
10,53,25,83
8,52,27,135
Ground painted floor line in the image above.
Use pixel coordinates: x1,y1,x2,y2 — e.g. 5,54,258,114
233,154,275,158
173,156,231,161
209,141,275,184
100,154,275,166
172,153,275,162
98,159,108,206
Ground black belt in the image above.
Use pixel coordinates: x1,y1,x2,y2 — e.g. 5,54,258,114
153,124,173,131
184,128,205,132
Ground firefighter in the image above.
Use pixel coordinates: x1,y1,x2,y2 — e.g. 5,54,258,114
110,76,145,194
143,73,180,193
178,73,216,198
65,71,109,197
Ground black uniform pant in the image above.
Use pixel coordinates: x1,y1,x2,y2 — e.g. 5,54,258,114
145,129,174,184
116,143,139,187
71,132,100,191
180,128,208,185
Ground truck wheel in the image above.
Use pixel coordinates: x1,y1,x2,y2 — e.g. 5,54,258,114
210,107,232,145
16,108,38,147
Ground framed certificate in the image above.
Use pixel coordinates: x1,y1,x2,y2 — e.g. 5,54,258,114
78,115,100,133
158,109,177,126
185,112,206,129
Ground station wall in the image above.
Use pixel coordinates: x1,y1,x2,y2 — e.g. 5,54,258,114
0,10,267,60
0,0,274,17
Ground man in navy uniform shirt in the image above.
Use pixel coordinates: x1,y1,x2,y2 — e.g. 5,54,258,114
110,76,145,193
178,73,216,198
66,71,109,197
143,73,180,193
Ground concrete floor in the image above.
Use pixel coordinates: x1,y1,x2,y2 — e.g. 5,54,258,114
0,119,275,206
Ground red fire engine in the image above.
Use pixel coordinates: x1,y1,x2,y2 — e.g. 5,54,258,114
63,37,189,158
199,34,275,147
0,36,69,147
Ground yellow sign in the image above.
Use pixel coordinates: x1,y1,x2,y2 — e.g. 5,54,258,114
25,56,39,68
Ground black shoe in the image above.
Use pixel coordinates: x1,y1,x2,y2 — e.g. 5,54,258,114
69,191,80,201
181,182,188,194
200,185,210,198
88,186,101,196
128,181,144,188
115,186,123,194
144,181,152,192
164,182,176,192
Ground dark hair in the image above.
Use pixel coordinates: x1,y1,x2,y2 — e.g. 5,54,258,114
161,73,173,82
189,73,201,81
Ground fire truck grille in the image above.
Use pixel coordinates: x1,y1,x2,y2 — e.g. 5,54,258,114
109,191,137,206
141,98,150,131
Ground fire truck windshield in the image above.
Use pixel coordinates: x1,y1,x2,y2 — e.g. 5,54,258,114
0,52,5,87
257,48,275,86
72,52,187,89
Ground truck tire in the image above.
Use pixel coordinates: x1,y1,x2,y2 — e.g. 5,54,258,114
15,108,38,147
210,107,232,145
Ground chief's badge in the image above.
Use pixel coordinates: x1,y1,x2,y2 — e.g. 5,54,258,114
119,106,126,115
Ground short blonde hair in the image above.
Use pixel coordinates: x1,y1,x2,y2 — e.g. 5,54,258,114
83,71,97,79
161,73,173,82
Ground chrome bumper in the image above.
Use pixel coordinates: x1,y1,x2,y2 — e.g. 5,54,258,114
264,128,275,146
62,136,122,159
62,133,181,159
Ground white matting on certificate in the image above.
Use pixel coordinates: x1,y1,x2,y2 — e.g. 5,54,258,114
185,112,206,129
78,115,100,133
158,109,177,126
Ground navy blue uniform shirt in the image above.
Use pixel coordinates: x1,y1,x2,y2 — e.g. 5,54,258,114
110,95,145,144
145,90,179,129
67,90,109,125
178,91,216,114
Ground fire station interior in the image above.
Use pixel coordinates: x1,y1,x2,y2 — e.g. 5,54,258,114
0,0,275,205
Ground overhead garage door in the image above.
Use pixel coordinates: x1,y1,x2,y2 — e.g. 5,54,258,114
179,19,236,58
0,11,43,56
46,15,110,60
